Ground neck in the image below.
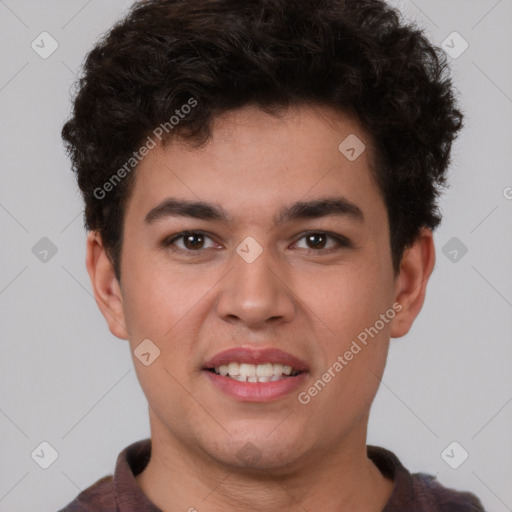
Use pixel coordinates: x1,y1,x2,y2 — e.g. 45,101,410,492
135,412,394,512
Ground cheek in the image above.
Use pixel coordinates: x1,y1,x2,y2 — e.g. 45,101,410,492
296,266,392,424
119,250,220,388
120,247,209,339
299,262,393,339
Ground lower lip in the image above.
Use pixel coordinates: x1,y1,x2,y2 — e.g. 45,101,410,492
204,370,308,402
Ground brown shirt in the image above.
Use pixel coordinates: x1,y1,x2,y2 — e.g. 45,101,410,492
57,438,485,512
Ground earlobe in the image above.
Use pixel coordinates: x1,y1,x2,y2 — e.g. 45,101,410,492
390,228,436,338
85,231,129,340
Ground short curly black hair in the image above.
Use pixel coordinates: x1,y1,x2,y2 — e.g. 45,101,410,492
62,0,463,280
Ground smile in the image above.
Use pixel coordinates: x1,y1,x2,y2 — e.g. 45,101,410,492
209,362,301,382
203,347,309,402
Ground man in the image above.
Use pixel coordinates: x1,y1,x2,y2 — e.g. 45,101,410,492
58,0,485,510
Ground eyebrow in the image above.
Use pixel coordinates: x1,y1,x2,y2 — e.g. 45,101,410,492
144,196,364,226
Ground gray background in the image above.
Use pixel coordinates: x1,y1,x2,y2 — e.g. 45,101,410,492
1,1,511,511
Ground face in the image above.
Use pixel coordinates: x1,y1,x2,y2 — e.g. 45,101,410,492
89,104,430,472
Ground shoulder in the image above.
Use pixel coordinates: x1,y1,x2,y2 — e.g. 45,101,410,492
411,472,486,512
56,475,115,512
56,438,153,512
367,445,486,512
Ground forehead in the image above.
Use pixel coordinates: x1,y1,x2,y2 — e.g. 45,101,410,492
125,104,384,227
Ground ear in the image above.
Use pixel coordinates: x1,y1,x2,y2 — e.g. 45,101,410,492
390,227,436,338
86,231,129,340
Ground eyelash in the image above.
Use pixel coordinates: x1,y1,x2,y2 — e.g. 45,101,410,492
163,230,352,256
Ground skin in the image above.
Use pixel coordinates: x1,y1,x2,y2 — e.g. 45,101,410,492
86,104,435,512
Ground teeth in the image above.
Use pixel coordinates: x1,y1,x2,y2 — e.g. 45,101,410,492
256,363,273,377
273,363,284,375
228,362,240,376
212,362,300,382
239,363,256,377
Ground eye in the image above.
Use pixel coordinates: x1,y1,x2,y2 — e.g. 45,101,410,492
164,231,220,252
163,230,351,255
293,231,351,252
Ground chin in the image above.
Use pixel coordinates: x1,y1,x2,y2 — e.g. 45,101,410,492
206,432,310,473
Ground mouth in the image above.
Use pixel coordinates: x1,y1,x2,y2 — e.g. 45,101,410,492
206,362,302,383
202,347,309,401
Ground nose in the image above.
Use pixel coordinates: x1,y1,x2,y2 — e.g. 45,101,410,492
215,246,296,329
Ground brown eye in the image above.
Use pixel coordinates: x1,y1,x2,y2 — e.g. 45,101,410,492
305,233,328,249
165,231,218,252
294,232,350,251
182,233,205,250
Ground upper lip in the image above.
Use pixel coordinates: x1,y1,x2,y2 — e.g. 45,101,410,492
203,347,309,372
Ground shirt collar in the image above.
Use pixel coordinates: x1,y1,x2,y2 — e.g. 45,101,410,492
114,438,161,512
367,444,416,511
